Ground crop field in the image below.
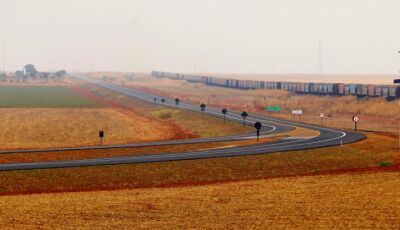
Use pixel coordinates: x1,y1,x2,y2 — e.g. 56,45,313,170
0,85,98,107
92,72,400,133
0,171,398,229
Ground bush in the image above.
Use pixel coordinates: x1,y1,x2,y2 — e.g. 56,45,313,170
379,160,394,167
159,111,172,119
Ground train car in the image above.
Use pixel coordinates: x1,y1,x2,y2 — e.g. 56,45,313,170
361,85,368,96
375,85,382,96
322,84,328,94
367,85,375,97
381,86,389,97
338,83,345,95
389,86,400,98
327,83,339,95
304,83,312,93
344,84,351,95
295,83,305,93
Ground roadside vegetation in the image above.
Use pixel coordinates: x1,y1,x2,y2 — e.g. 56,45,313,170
91,72,400,133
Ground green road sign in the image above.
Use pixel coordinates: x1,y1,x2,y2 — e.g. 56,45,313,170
266,106,281,112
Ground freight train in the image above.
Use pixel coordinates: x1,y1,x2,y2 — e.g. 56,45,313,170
151,71,400,99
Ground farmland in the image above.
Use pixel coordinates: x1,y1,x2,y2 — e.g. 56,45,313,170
0,171,398,229
0,85,98,108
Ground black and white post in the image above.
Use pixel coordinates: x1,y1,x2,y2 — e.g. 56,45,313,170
254,122,262,141
222,108,228,123
99,130,104,145
241,111,248,127
352,115,360,132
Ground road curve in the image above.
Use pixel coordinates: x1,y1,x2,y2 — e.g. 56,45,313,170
0,74,365,171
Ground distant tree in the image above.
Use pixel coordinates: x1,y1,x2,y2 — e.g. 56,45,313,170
23,64,38,77
55,70,67,77
154,97,157,103
241,111,248,127
222,108,228,123
175,98,180,107
200,103,206,113
161,98,166,105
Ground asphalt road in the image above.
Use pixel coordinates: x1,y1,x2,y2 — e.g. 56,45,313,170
0,74,365,171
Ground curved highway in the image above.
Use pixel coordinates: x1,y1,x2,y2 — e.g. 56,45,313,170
0,74,365,171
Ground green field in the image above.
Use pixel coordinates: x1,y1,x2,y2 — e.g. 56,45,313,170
0,86,99,108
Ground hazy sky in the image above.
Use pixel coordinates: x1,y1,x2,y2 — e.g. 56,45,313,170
0,0,399,74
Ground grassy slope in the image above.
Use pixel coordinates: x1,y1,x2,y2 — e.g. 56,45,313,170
0,85,98,107
0,171,398,229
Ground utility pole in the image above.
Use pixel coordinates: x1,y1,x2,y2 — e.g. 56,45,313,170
394,51,400,151
2,38,5,76
318,39,323,74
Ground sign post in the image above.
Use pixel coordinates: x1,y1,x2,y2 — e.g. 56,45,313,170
394,78,400,152
292,110,303,121
319,112,325,126
352,115,360,131
266,106,281,118
99,130,104,145
254,122,262,141
222,108,228,123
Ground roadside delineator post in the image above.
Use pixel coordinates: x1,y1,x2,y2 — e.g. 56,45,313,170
254,122,262,141
222,108,228,123
99,130,104,145
352,115,360,131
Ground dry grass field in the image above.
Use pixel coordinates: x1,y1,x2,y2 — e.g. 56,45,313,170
98,72,399,133
0,108,193,149
0,171,398,229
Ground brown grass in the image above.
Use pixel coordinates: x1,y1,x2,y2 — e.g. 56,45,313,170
0,171,398,229
0,108,192,149
94,72,399,133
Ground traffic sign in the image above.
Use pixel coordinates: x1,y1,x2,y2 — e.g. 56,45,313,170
319,112,325,118
266,106,281,112
292,110,303,115
352,115,360,131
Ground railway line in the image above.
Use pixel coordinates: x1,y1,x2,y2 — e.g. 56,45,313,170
152,71,400,99
0,74,365,171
